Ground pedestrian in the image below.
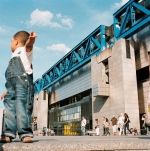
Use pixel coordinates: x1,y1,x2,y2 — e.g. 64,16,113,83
142,113,150,135
111,115,118,135
102,116,106,136
117,113,124,136
104,118,110,136
81,116,86,135
124,113,132,135
0,31,36,143
43,127,47,136
141,113,146,130
95,119,100,136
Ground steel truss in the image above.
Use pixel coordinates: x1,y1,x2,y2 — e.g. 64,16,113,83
114,0,150,39
34,0,150,94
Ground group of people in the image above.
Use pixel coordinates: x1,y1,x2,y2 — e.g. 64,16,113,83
80,113,137,136
102,113,137,136
42,127,55,136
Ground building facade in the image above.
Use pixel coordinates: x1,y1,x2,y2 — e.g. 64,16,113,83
33,26,150,135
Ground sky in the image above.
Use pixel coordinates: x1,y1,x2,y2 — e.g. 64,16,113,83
0,0,129,97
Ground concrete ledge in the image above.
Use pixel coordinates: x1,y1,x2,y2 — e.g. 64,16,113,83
1,136,150,151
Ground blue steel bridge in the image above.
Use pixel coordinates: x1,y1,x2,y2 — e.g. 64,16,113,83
34,0,150,94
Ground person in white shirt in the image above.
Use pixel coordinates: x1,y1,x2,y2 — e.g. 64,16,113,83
81,116,87,135
0,31,36,143
95,119,100,136
117,113,125,136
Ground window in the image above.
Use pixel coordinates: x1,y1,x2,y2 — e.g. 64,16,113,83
59,106,81,122
43,91,47,100
125,40,131,59
136,66,149,82
102,59,109,84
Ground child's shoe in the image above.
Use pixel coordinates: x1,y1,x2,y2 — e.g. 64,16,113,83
22,136,32,143
0,136,12,143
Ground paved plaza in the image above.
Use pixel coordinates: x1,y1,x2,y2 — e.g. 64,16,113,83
0,135,150,151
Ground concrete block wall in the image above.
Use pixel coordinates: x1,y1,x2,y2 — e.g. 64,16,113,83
132,26,150,70
135,45,149,70
91,39,140,130
91,58,106,97
138,81,150,114
91,49,111,97
132,26,150,115
110,39,139,129
91,48,111,128
33,91,48,130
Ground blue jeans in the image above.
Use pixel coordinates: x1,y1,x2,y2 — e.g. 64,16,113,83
2,57,34,139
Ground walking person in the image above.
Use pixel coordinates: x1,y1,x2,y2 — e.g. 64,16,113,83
95,119,100,136
124,113,132,135
104,118,110,136
111,115,118,136
81,116,86,135
102,116,106,136
142,113,150,135
117,113,125,136
0,31,36,143
141,113,146,130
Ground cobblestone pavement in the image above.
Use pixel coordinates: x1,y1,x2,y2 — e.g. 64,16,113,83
1,135,150,151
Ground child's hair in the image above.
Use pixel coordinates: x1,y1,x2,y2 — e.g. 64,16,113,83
13,31,30,46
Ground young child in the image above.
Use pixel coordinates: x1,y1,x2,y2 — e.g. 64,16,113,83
0,31,36,143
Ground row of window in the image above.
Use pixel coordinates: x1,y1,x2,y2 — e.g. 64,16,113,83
60,106,81,116
58,106,81,122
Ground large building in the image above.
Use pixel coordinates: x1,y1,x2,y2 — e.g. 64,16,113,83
33,0,150,135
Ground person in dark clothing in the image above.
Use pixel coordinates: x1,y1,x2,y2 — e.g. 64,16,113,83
102,117,106,136
104,118,110,136
124,113,132,135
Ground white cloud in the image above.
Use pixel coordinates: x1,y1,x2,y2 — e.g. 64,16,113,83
114,0,129,9
30,9,54,26
56,13,73,29
29,9,73,29
47,43,71,53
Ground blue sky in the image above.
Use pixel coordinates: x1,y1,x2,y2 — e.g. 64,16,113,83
0,0,129,95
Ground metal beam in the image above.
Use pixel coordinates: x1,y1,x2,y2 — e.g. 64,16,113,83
34,25,109,93
114,0,150,39
34,0,150,94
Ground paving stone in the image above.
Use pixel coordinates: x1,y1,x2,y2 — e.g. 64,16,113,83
1,136,150,151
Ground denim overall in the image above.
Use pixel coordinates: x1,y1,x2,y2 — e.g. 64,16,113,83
2,56,34,139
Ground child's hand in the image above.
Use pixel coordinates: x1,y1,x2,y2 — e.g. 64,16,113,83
29,32,37,40
27,32,37,42
25,32,37,52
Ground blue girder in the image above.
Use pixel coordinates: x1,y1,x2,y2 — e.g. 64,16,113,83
34,25,113,93
114,0,150,39
34,0,150,94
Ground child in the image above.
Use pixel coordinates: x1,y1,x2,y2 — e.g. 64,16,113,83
0,31,36,143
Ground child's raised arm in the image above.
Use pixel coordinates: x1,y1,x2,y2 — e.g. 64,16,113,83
25,32,37,52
